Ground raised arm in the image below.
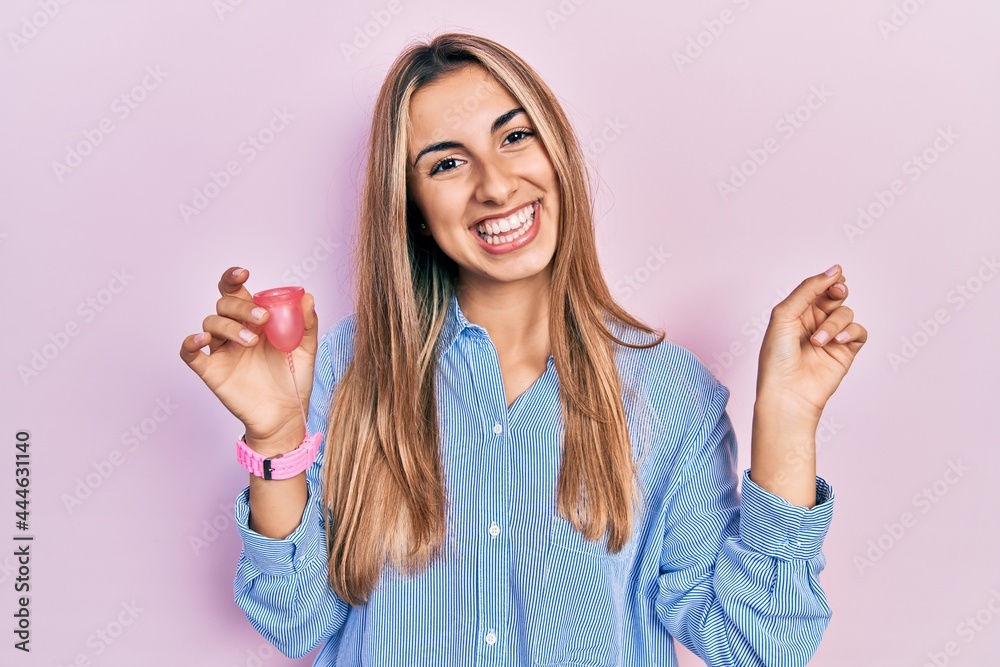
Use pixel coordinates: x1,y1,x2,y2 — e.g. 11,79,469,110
232,323,355,658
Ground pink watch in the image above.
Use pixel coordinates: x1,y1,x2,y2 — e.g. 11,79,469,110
236,432,323,480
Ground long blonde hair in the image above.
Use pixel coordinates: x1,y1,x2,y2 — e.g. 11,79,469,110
322,31,666,605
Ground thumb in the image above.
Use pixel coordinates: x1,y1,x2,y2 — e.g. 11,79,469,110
772,264,842,323
301,291,318,342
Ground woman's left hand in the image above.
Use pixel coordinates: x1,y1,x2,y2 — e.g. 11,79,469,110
755,264,868,425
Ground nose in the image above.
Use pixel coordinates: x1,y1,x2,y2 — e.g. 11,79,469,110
474,155,518,206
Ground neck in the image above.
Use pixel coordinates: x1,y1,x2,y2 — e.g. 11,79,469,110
456,266,552,360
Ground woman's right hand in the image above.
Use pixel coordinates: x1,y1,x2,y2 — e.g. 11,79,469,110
179,266,319,454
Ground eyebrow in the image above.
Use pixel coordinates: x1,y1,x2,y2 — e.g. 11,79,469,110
411,107,526,169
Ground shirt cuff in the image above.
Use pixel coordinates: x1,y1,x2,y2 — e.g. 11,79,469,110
234,476,324,577
738,468,834,560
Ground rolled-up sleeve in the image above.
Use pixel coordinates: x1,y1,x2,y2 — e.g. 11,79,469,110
738,469,834,561
234,475,324,577
654,377,835,667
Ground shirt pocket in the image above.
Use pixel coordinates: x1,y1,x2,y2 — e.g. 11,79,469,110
529,514,635,666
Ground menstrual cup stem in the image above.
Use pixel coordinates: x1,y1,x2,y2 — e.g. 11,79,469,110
287,352,309,435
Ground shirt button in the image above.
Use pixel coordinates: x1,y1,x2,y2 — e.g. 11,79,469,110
492,422,502,435
488,522,500,537
484,629,497,645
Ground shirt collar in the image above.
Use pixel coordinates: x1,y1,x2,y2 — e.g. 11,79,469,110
436,289,489,361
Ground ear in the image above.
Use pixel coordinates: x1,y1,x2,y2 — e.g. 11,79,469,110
405,195,432,237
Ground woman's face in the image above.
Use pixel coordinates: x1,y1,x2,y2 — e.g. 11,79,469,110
406,64,560,291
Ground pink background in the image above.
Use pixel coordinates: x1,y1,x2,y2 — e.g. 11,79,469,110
2,1,998,665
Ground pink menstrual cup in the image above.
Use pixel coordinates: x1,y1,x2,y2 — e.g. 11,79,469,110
252,287,305,353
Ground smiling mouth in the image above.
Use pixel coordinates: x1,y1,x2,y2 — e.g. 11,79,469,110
473,200,537,245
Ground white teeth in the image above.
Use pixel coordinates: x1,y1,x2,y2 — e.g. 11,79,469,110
476,207,535,245
475,201,534,236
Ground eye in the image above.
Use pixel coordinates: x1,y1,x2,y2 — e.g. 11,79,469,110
429,156,462,176
427,128,536,176
503,127,535,145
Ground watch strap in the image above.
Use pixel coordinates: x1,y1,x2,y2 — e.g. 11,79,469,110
236,431,322,480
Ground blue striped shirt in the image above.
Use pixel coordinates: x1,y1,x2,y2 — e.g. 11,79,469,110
233,290,835,666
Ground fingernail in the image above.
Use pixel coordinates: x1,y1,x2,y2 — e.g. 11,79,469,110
239,329,257,344
824,264,839,277
813,330,830,345
194,332,207,345
834,330,850,343
251,307,267,321
232,267,244,277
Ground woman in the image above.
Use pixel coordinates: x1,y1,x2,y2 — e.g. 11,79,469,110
180,32,866,666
